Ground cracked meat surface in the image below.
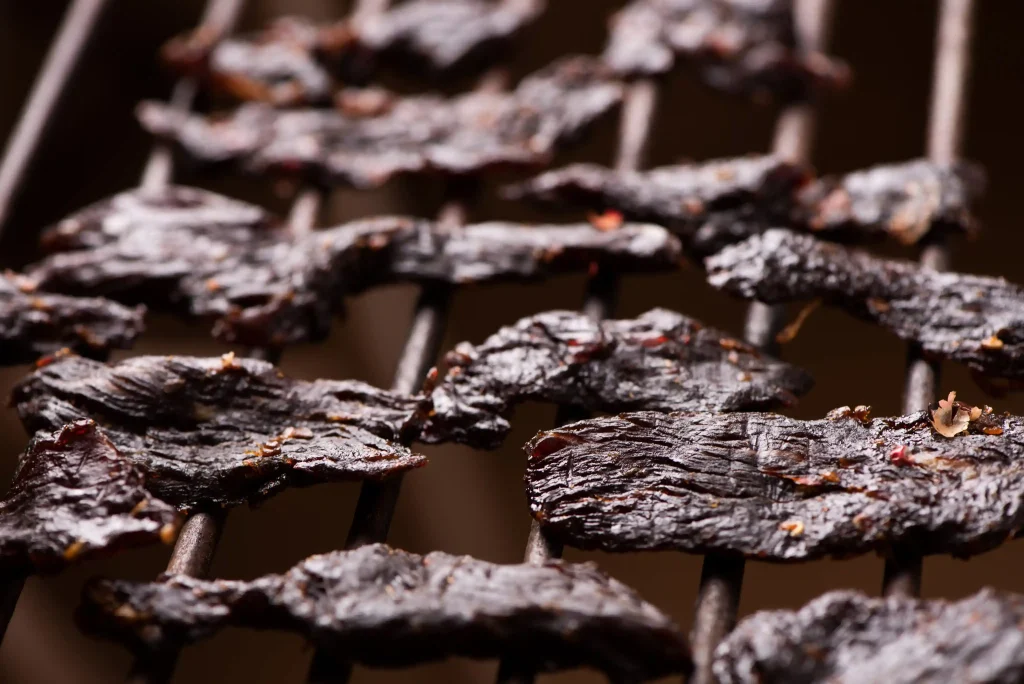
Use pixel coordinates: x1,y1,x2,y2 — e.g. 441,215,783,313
79,543,690,681
525,407,1021,559
424,308,812,448
714,589,1024,683
706,228,1024,387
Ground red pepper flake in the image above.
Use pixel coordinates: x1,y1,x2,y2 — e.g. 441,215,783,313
640,335,669,348
587,210,624,232
889,445,914,466
981,335,1005,350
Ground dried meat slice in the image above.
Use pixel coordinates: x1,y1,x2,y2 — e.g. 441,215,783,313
27,189,681,347
604,0,847,100
164,2,544,105
424,308,812,448
801,159,985,245
525,406,1023,559
508,158,983,250
505,155,811,255
705,229,1024,387
12,354,427,508
79,544,690,681
0,272,143,366
0,420,179,573
713,589,1024,683
357,0,545,72
137,57,622,186
163,17,349,106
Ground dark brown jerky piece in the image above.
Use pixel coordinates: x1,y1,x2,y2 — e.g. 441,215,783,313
27,189,680,346
12,354,426,508
505,155,811,255
0,420,179,573
137,57,622,187
801,159,985,245
356,0,545,72
714,589,1024,683
705,228,1024,386
525,407,1024,559
163,17,349,106
164,2,543,105
79,543,689,681
604,0,847,100
0,272,143,366
424,308,812,448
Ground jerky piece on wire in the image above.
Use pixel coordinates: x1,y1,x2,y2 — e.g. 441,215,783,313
0,272,143,366
505,155,811,255
603,0,848,100
356,0,546,73
163,16,350,107
525,405,1020,559
424,308,812,448
12,354,427,509
801,159,986,245
27,191,681,347
705,228,1024,388
137,56,622,187
163,2,544,105
0,420,180,574
714,589,1024,683
79,543,690,681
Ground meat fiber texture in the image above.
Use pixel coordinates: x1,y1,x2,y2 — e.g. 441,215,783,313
714,589,1024,683
137,57,622,186
525,406,1021,559
604,0,848,101
424,308,812,448
0,271,143,366
507,157,983,252
13,353,427,509
79,544,690,681
0,420,179,574
27,185,680,348
163,1,545,105
706,228,1024,388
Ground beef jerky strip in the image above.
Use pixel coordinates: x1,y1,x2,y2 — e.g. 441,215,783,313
705,228,1024,385
525,405,1021,560
713,589,1024,683
79,543,689,681
0,420,179,574
137,56,622,187
27,190,680,347
12,353,427,509
163,16,348,107
356,0,545,72
801,159,986,245
505,155,810,255
423,308,812,448
603,0,847,100
0,272,143,366
164,2,545,106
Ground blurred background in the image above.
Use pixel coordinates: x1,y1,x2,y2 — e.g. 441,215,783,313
1,1,1023,682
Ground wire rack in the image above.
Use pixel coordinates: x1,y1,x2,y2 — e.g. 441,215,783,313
0,0,986,682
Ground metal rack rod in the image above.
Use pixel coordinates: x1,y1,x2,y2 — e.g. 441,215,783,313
494,77,659,684
883,0,976,599
0,0,111,235
689,2,837,682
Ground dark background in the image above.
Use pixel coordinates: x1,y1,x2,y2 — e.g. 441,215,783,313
1,1,1023,682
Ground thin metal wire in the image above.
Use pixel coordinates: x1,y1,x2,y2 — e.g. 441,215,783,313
0,0,111,235
883,0,976,600
690,2,836,682
494,78,659,684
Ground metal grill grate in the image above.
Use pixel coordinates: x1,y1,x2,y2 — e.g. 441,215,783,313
0,0,987,682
